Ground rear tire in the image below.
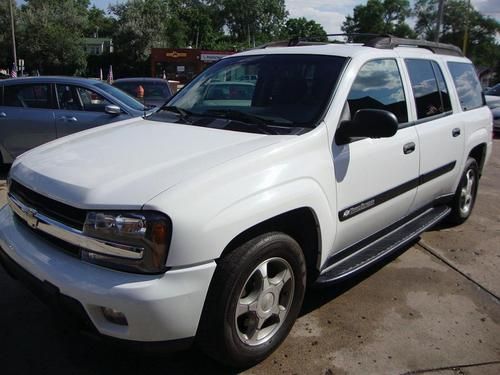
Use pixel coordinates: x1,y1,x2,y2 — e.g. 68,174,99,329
197,232,306,368
447,157,479,225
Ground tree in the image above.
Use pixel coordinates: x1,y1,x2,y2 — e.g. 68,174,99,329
85,5,116,38
218,0,288,46
109,0,172,76
342,0,415,40
17,0,90,75
281,17,328,41
0,0,15,70
414,0,500,76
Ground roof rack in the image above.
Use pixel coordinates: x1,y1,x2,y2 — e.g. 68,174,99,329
364,35,464,56
254,34,463,57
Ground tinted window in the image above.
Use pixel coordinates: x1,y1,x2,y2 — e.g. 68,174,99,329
485,84,500,96
406,59,445,119
431,61,452,112
347,59,408,123
56,85,110,112
114,81,172,101
56,85,81,110
95,82,146,111
447,62,484,111
160,54,346,128
4,84,51,109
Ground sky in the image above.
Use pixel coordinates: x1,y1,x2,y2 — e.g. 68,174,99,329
91,0,500,35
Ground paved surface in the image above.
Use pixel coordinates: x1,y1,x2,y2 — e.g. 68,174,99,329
0,139,498,375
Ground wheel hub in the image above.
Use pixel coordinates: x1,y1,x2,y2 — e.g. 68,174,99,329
234,257,295,346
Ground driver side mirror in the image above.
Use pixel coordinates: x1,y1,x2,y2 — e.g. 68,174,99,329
335,109,398,145
105,104,122,115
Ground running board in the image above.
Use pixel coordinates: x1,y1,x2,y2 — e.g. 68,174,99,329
316,205,451,284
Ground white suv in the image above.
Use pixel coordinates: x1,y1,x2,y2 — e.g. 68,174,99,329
0,37,493,367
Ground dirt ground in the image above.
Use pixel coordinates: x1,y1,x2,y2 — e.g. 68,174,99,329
0,139,498,375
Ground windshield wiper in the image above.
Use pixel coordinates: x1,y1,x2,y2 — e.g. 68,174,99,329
161,105,194,124
204,109,278,134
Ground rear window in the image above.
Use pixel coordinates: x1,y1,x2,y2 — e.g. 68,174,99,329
447,62,484,111
3,84,52,109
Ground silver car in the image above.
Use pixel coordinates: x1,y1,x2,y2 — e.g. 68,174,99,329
0,76,148,164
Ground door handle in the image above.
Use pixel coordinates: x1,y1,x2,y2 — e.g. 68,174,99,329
403,142,416,154
58,116,78,122
0,112,6,118
452,128,461,137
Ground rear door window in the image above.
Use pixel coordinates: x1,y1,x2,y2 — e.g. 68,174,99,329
447,62,484,111
4,84,52,109
405,59,448,119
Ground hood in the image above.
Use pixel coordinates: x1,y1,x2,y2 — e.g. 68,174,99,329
10,119,284,209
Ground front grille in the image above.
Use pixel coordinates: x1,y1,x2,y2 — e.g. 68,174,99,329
9,180,86,229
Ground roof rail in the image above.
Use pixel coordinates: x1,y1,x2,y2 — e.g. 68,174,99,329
364,35,464,56
254,34,464,57
254,38,327,49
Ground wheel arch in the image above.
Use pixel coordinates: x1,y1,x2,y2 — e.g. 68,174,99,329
468,143,487,176
220,207,322,284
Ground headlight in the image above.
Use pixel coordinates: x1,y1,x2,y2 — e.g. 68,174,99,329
80,211,171,274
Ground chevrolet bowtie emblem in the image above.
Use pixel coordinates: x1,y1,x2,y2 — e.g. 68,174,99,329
21,205,38,228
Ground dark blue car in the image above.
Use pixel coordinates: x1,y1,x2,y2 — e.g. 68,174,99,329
0,76,149,164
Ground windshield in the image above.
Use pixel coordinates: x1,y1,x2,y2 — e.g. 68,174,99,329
114,81,172,100
95,82,146,111
150,54,346,132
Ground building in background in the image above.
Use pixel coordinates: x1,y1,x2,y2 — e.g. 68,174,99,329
150,48,234,83
84,37,114,55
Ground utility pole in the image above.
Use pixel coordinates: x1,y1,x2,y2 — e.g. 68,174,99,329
8,0,17,67
463,0,471,55
435,0,445,42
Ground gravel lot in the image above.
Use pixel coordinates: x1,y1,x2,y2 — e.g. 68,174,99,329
0,139,498,375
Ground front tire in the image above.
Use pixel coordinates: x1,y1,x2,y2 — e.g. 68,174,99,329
197,232,306,368
447,157,479,225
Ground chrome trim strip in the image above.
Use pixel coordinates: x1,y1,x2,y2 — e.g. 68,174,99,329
7,193,144,260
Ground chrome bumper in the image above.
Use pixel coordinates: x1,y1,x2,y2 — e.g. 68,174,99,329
7,193,144,260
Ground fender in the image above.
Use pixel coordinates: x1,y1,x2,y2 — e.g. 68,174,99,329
151,178,336,268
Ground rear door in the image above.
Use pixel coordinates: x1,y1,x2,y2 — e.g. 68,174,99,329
403,59,465,211
54,84,130,138
0,83,56,158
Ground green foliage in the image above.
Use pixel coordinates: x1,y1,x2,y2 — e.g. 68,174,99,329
86,6,116,38
281,17,328,41
414,0,500,78
342,0,415,40
17,0,90,75
0,1,14,69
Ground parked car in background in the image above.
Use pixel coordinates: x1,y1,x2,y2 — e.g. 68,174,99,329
492,107,500,135
485,83,500,96
0,76,149,164
113,78,173,108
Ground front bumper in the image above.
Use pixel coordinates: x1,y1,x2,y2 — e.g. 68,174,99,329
0,205,216,343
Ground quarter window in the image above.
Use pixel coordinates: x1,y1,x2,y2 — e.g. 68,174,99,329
447,62,484,111
405,59,448,119
347,59,408,123
4,84,51,109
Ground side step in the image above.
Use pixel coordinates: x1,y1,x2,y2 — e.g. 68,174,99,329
316,205,451,284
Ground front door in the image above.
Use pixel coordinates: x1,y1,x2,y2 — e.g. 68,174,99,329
331,58,420,253
54,84,129,138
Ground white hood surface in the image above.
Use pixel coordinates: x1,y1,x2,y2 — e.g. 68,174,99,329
10,119,283,209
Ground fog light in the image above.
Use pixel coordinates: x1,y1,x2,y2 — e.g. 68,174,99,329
101,307,128,326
